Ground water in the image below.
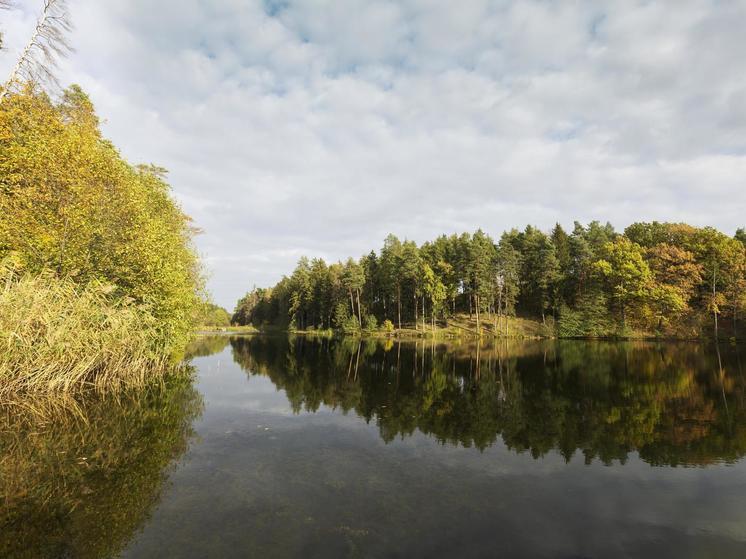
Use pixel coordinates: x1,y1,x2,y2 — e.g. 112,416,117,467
3,336,746,558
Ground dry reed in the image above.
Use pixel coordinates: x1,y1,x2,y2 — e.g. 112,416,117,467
0,263,172,395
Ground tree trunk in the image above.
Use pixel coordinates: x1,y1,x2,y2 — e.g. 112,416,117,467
422,294,426,331
734,293,739,341
475,294,480,336
414,293,418,330
356,289,362,327
397,284,402,330
713,266,719,341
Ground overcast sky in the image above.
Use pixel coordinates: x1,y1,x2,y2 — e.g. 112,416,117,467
2,0,745,309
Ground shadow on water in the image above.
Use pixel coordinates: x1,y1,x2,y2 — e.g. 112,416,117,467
0,372,203,559
230,335,746,466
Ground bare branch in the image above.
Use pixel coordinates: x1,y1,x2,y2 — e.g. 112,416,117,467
2,0,73,98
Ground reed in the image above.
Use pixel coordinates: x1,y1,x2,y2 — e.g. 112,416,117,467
0,262,173,395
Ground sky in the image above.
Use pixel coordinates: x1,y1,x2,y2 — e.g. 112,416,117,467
1,0,745,309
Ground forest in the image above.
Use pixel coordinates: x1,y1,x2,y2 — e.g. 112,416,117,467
233,222,746,340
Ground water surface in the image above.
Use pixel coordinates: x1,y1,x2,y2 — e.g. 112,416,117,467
3,336,746,558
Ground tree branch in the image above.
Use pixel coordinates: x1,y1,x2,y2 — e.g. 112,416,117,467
2,0,73,98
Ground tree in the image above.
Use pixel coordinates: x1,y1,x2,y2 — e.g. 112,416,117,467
692,228,732,340
2,0,72,97
551,223,572,305
567,223,595,301
380,234,404,329
736,228,746,247
467,230,496,334
519,226,560,322
496,234,521,335
400,240,422,328
722,239,746,339
593,238,652,330
645,243,702,332
422,263,446,330
342,257,365,328
232,224,746,341
288,258,312,330
0,87,203,354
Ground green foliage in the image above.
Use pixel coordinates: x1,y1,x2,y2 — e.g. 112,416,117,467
197,303,231,327
0,86,203,364
593,238,652,328
363,314,378,331
233,221,746,340
558,291,614,338
342,315,361,334
382,319,395,333
333,301,350,330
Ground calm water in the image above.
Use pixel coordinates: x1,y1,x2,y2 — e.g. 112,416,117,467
3,336,746,558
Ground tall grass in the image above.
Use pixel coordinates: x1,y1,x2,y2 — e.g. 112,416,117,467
0,263,173,395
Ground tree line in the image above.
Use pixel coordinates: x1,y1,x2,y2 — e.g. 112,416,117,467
233,222,746,339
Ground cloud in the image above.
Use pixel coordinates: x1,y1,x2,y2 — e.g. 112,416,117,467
1,0,744,308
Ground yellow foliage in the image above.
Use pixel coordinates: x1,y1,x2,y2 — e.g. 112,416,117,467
0,85,203,361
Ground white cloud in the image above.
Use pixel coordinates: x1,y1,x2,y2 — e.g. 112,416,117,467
1,0,744,309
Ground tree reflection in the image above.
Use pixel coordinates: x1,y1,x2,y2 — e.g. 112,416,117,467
0,373,203,559
231,336,746,466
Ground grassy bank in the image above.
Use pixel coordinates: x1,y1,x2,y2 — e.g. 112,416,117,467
0,265,175,396
250,313,731,342
195,325,259,335
252,314,553,340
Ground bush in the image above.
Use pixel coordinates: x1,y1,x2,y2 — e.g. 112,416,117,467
342,315,361,334
382,319,395,334
363,314,378,331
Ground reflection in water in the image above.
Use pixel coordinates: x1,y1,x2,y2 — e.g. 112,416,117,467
0,373,203,559
3,336,746,559
231,336,746,466
184,334,231,359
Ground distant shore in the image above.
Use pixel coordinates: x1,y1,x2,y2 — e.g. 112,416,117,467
197,314,732,343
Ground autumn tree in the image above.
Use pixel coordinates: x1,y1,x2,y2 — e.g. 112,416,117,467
593,238,652,331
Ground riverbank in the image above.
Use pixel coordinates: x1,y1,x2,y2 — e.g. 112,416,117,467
195,325,259,336
224,313,736,343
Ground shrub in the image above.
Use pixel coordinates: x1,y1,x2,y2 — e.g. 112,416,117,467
382,319,395,333
363,314,378,331
342,315,361,334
